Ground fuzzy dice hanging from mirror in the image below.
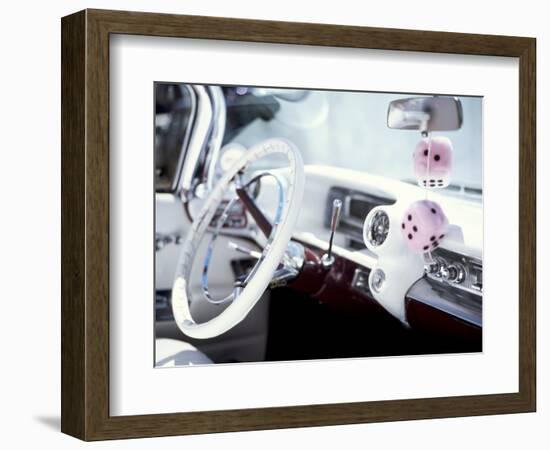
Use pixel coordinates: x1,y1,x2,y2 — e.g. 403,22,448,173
401,200,449,253
402,133,451,254
403,125,453,255
413,136,453,188
385,96,462,256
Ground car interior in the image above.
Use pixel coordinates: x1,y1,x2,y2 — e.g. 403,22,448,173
154,83,483,367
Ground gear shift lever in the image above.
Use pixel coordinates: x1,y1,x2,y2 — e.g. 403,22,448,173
321,199,342,268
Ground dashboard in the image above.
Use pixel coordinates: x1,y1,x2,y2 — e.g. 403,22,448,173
156,164,482,341
204,164,484,330
324,184,481,303
294,165,483,333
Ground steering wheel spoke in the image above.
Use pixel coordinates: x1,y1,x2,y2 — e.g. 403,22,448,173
235,185,273,238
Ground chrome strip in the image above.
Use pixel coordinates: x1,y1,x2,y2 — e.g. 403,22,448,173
178,85,213,196
204,86,227,192
201,196,241,305
406,277,482,327
169,84,196,192
426,247,483,296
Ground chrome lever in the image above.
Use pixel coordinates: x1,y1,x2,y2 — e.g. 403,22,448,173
228,241,262,259
321,199,342,268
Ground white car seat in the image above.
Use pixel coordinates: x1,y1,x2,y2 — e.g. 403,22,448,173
155,338,213,367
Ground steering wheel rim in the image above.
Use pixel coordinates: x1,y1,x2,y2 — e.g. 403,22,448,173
171,138,305,339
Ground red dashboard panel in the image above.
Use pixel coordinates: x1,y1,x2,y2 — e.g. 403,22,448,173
289,240,482,351
405,297,482,349
290,242,388,315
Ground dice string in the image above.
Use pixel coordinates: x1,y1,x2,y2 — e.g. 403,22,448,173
424,131,433,261
401,126,450,261
424,132,433,201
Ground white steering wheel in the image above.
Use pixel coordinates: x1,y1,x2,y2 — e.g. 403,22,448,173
172,138,305,339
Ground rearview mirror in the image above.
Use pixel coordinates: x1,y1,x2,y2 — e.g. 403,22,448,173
387,96,463,132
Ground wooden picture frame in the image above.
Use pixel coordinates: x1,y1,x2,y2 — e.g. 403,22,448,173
61,8,536,441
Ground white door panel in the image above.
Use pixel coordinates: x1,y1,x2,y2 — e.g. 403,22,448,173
156,193,190,289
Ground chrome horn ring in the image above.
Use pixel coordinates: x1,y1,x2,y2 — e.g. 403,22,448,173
200,172,285,305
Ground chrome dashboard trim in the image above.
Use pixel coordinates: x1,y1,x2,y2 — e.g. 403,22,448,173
406,277,482,327
427,247,483,296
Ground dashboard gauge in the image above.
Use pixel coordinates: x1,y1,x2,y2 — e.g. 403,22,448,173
363,209,390,247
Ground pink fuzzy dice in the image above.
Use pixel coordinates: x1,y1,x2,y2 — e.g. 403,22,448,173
413,136,453,188
401,200,449,253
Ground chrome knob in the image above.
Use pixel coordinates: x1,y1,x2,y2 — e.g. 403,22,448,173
446,263,466,284
439,264,450,280
370,268,386,293
425,256,466,285
437,261,465,284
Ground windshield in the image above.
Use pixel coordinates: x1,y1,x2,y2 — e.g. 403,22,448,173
224,87,482,201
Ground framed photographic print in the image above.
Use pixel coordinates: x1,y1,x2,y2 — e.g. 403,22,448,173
61,9,536,440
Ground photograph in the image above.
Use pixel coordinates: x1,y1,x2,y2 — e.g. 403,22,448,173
153,83,483,367
53,5,537,444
